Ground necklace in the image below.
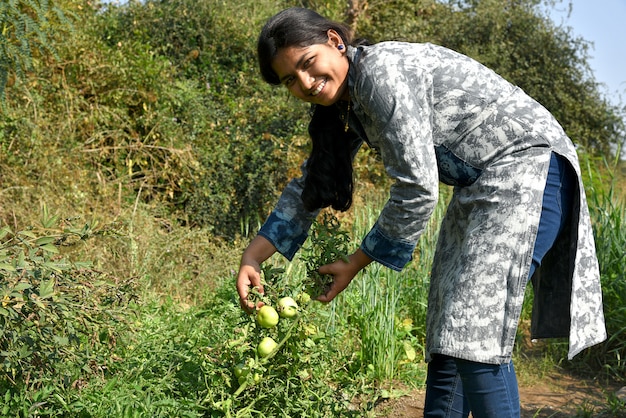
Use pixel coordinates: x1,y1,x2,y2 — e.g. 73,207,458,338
340,100,351,132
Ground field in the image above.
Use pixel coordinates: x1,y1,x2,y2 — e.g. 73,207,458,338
1,179,625,417
1,0,626,416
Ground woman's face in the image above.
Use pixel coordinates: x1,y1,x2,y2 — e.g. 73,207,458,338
271,30,350,106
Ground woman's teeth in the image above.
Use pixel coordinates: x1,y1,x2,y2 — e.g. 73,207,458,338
312,79,326,96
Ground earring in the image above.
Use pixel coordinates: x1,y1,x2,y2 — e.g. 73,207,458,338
338,44,345,50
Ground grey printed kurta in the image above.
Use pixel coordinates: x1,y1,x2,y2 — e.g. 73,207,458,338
258,42,606,364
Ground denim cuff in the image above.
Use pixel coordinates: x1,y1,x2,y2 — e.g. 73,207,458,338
361,225,415,271
258,211,310,261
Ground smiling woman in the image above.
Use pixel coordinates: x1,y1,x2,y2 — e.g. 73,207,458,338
235,7,607,418
255,8,368,214
270,31,350,105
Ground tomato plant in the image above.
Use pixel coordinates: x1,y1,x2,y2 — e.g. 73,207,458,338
212,214,365,417
300,213,353,298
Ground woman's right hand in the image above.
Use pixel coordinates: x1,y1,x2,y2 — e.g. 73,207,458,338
236,235,277,312
236,261,264,312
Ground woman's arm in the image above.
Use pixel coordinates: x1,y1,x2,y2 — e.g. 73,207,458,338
352,45,439,271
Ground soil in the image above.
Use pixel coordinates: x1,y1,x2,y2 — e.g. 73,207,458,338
374,371,626,417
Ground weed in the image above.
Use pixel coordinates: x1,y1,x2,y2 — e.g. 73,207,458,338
300,212,353,298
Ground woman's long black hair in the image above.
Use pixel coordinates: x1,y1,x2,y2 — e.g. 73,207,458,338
257,7,360,212
303,103,360,211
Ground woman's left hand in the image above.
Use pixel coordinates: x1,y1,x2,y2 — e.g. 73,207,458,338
316,249,372,303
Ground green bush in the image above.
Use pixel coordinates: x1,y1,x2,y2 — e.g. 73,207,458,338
357,0,625,157
78,0,313,236
0,0,72,103
0,205,138,394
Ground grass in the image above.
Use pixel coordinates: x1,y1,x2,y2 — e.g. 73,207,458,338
1,0,624,415
1,181,625,416
582,158,626,381
1,147,624,417
323,187,448,384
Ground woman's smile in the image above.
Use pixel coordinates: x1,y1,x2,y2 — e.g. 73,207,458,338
311,78,326,96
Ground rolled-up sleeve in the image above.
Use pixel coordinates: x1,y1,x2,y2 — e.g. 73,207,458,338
258,125,365,260
361,225,417,271
258,172,318,260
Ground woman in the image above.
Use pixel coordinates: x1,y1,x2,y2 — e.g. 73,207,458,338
236,7,606,418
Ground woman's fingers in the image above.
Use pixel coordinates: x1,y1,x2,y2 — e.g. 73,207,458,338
236,265,264,312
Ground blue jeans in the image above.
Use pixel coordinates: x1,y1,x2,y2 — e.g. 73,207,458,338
424,153,575,418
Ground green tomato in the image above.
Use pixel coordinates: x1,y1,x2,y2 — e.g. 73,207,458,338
257,336,278,358
277,296,299,319
256,305,279,328
233,362,250,379
296,292,311,305
238,372,262,386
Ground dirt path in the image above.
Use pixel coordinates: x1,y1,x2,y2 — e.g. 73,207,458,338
375,372,625,417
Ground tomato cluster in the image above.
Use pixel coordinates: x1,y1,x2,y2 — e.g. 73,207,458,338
232,292,310,389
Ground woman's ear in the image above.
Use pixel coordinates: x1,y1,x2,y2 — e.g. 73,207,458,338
327,29,344,49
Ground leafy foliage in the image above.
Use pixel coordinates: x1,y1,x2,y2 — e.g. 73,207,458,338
0,0,72,102
3,0,622,237
80,0,311,235
207,268,364,417
0,0,624,415
300,212,353,298
0,205,137,397
356,0,625,156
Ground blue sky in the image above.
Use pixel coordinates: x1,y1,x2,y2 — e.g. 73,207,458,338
547,0,626,107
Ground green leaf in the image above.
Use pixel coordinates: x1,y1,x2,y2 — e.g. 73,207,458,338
0,226,11,240
42,214,60,229
53,336,69,346
403,340,416,362
39,279,55,299
18,230,37,239
41,243,59,254
18,346,33,359
0,263,15,271
32,297,46,310
0,307,9,316
9,292,26,301
40,203,60,228
35,236,56,246
13,282,31,292
43,261,66,272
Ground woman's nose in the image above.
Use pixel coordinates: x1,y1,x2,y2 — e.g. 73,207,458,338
297,72,314,90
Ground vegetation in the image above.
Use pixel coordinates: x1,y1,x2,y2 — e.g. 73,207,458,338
358,0,625,155
0,0,72,103
1,0,625,416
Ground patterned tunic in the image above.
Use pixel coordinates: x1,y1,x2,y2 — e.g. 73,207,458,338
258,42,606,364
